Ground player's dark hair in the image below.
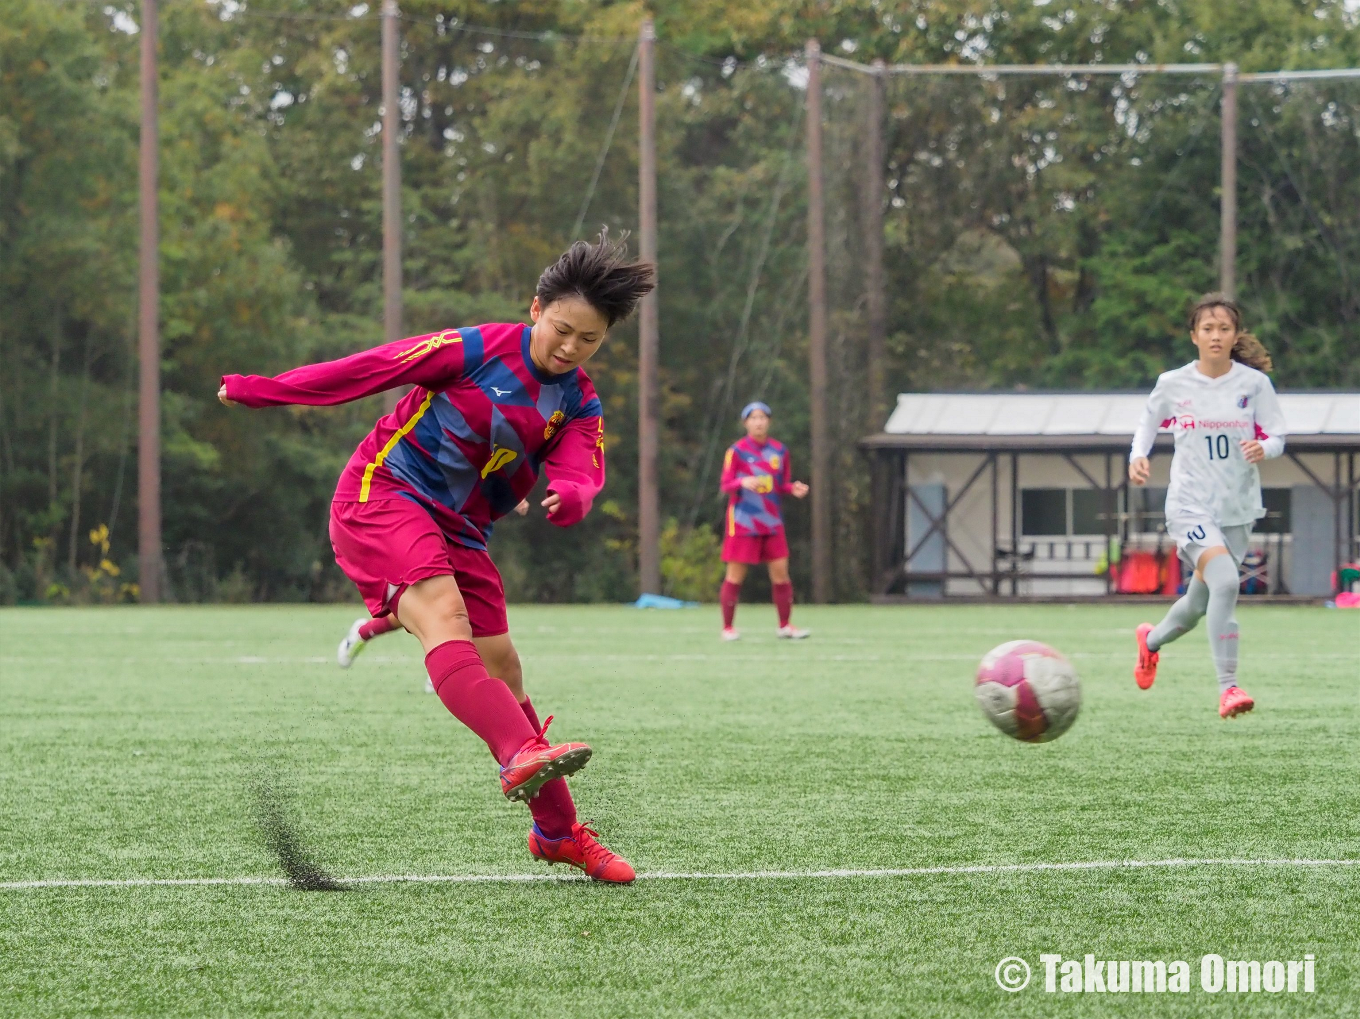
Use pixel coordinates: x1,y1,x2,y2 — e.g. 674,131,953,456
536,228,656,327
1187,292,1273,373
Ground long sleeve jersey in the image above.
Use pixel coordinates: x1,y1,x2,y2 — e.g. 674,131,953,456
1130,360,1286,527
221,323,605,550
720,436,795,537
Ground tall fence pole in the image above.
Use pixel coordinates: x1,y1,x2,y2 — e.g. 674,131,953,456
806,39,831,603
137,0,161,603
637,18,661,596
864,58,887,431
382,0,403,411
1219,61,1238,299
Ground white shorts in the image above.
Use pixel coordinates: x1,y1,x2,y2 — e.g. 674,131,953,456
1168,517,1252,569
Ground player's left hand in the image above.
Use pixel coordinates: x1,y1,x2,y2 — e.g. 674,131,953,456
1239,439,1265,464
514,499,530,516
790,481,809,498
217,383,237,407
541,493,562,516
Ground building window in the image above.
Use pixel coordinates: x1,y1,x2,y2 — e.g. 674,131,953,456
1072,489,1115,535
1130,487,1166,533
1021,489,1067,536
1257,488,1291,534
1022,488,1116,536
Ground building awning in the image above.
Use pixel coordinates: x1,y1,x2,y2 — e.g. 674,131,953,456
862,391,1360,453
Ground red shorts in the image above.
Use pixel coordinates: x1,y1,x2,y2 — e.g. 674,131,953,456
722,529,789,564
329,499,508,637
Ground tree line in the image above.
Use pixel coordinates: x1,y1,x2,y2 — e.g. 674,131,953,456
1,0,1356,605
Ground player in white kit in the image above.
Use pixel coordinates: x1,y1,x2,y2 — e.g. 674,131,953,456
1128,293,1286,718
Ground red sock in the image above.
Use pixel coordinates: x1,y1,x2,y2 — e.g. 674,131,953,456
772,581,793,627
720,580,741,628
425,640,536,765
358,616,399,641
519,696,576,840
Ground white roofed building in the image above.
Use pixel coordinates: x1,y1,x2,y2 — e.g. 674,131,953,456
860,392,1360,600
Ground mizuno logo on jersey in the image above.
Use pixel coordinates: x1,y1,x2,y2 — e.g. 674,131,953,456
396,330,462,364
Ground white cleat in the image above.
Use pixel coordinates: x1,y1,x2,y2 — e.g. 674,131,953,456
721,627,741,642
337,618,369,668
775,625,811,640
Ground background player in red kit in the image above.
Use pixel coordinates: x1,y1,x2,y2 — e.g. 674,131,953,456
718,402,810,641
218,233,654,883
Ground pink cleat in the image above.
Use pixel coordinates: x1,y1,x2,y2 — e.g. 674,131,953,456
721,627,741,642
528,822,636,884
499,717,591,803
1219,686,1254,719
1134,623,1159,690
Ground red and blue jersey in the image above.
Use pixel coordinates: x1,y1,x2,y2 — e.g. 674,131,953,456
720,436,794,537
222,323,604,550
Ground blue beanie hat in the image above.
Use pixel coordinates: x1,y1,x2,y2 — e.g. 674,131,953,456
740,401,772,421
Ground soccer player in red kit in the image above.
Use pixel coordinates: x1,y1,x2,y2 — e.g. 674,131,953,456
218,234,654,883
718,402,810,641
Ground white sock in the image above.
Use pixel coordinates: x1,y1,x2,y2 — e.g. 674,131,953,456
1147,575,1209,652
1201,554,1241,692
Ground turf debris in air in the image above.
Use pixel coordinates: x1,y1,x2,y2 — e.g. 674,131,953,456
251,775,347,892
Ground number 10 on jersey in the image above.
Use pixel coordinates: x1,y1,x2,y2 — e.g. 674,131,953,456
1204,434,1233,460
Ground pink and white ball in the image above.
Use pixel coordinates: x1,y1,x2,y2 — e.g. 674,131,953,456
975,640,1081,742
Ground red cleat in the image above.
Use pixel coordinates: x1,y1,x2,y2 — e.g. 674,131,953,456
1219,685,1254,719
528,821,636,884
499,716,591,803
1134,623,1159,690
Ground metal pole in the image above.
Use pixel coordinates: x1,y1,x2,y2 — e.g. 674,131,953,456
637,18,661,596
382,0,403,412
137,0,161,603
806,39,831,603
864,59,887,429
1219,61,1238,299
990,452,998,595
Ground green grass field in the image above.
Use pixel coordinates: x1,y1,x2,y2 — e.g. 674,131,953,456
1,602,1357,1017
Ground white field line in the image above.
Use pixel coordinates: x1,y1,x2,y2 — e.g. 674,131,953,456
2,857,1356,892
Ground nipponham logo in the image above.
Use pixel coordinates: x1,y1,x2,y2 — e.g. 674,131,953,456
396,330,462,364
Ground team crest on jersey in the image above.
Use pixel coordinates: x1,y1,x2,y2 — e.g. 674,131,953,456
543,410,566,440
768,454,781,470
396,329,462,364
1238,395,1250,408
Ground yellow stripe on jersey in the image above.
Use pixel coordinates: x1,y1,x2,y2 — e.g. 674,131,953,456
359,391,434,502
728,505,735,537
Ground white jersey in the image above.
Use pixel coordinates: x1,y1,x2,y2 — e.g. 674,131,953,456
1130,361,1287,527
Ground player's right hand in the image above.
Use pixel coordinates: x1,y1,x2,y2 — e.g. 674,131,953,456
739,476,762,491
217,383,237,407
1128,457,1150,486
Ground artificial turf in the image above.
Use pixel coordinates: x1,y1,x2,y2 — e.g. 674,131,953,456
0,602,1356,1017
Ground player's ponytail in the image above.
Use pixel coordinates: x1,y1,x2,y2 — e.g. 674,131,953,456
1230,332,1273,373
1187,292,1274,373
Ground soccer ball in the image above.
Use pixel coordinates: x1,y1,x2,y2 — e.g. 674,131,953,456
975,640,1081,743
